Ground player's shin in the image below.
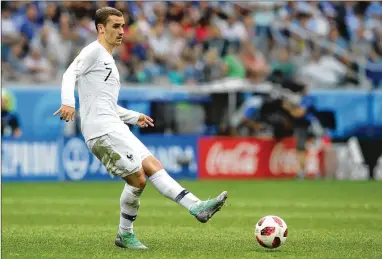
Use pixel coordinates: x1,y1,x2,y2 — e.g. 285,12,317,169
119,184,143,234
148,169,200,210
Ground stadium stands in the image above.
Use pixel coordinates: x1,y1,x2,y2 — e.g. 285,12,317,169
1,1,381,88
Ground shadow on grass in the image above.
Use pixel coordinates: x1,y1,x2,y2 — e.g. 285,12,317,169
248,248,283,253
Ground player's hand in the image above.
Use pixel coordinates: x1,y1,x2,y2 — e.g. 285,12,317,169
137,114,154,128
53,105,75,122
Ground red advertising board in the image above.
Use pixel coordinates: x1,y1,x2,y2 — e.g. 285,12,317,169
198,137,329,179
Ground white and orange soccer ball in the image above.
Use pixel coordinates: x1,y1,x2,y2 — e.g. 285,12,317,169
254,215,288,249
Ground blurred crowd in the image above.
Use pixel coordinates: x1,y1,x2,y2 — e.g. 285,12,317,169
1,1,382,88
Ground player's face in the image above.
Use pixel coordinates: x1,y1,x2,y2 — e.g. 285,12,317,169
103,15,125,46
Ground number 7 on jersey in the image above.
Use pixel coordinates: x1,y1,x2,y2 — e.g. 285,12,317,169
105,67,112,81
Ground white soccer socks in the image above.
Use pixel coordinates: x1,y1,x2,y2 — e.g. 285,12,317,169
148,169,200,210
119,184,143,234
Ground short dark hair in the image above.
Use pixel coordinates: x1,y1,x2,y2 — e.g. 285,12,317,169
94,7,123,32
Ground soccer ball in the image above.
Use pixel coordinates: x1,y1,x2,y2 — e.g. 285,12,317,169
254,215,288,249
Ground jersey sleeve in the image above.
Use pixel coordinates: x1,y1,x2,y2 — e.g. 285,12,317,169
61,45,100,108
116,105,141,125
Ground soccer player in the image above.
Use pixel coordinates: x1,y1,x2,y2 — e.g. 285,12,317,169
53,7,227,249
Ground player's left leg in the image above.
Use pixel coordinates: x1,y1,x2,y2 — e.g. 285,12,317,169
87,132,147,249
116,168,148,249
143,155,228,223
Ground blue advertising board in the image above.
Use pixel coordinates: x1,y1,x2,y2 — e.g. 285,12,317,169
3,86,382,140
2,136,61,181
2,135,198,182
3,87,209,139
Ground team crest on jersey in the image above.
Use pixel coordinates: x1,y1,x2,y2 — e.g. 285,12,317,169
126,153,134,162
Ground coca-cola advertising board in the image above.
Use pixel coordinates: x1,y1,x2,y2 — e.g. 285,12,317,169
198,137,328,179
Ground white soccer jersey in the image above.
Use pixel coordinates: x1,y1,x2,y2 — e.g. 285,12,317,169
61,40,140,142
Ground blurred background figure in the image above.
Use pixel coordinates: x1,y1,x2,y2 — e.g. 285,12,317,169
1,90,22,138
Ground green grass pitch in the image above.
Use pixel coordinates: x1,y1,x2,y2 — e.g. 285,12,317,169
2,180,382,259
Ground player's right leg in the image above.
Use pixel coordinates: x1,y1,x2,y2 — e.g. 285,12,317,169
143,155,228,223
87,134,147,249
121,129,228,223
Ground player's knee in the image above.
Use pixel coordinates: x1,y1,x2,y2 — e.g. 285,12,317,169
137,173,147,189
142,155,163,176
133,168,147,189
122,168,147,189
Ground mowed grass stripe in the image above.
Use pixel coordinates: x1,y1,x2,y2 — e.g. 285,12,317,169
2,181,382,259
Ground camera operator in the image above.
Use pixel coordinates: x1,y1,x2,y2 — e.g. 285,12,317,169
233,95,266,137
280,79,324,179
248,76,323,178
257,88,295,140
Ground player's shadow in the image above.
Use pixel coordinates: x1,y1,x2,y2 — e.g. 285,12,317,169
264,249,282,253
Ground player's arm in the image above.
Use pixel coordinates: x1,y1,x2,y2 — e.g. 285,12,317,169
282,100,306,118
117,105,154,128
54,47,99,121
240,102,265,131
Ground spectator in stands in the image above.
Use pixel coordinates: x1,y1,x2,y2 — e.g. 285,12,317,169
30,23,73,74
43,2,61,27
19,4,40,41
372,29,382,56
350,23,374,61
223,45,246,79
168,60,185,85
182,46,201,85
194,15,211,44
168,22,187,64
120,13,144,63
271,47,296,79
75,15,97,47
201,48,227,82
3,43,28,81
217,14,248,43
240,41,269,83
366,48,382,88
166,2,185,23
250,1,280,41
299,48,347,86
180,13,196,45
134,11,152,38
24,47,53,82
243,14,256,43
201,24,225,55
328,26,348,49
53,15,75,71
365,3,382,38
304,2,330,37
1,91,22,138
148,21,171,70
1,4,20,60
125,56,148,84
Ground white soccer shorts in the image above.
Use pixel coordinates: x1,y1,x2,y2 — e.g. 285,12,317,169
86,125,152,178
